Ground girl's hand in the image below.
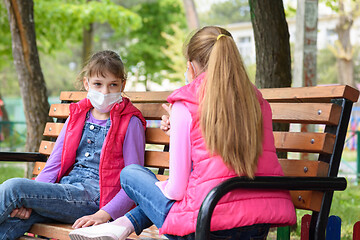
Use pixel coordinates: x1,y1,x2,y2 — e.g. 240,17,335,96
160,104,172,136
10,207,32,219
72,210,111,229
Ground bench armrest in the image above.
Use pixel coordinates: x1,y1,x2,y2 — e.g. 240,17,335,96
0,152,47,162
195,176,347,240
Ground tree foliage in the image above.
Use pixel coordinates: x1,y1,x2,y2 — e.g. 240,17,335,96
34,0,142,54
117,0,187,88
161,24,187,83
317,47,338,85
198,0,250,25
1,0,187,94
0,0,142,96
0,3,13,70
0,0,141,65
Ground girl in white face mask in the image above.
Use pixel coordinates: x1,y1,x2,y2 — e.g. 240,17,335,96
65,50,147,227
0,50,147,240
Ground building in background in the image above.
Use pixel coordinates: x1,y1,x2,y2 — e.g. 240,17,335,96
225,12,360,65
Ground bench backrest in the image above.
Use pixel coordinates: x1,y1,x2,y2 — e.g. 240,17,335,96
34,85,359,214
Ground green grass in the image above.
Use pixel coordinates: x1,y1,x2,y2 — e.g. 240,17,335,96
342,149,357,162
328,183,360,239
0,163,25,183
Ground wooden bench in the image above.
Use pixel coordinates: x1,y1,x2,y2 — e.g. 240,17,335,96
0,85,358,240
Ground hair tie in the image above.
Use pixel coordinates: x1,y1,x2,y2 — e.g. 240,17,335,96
217,34,226,41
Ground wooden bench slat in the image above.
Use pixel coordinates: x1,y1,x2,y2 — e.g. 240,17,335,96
261,85,359,103
49,104,70,119
59,91,86,102
42,125,171,147
134,103,168,120
33,162,46,176
49,102,342,125
280,160,329,177
125,91,171,103
274,132,335,154
43,123,170,143
43,122,65,137
38,140,55,155
49,103,168,120
40,125,337,155
146,128,169,145
28,223,72,240
60,91,172,103
270,103,341,125
60,86,360,104
33,154,172,177
144,131,336,154
145,151,170,168
289,190,324,212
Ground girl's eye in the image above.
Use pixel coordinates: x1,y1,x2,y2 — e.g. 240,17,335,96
94,83,102,86
110,84,118,87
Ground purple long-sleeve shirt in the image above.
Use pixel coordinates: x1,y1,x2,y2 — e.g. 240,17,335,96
36,113,145,220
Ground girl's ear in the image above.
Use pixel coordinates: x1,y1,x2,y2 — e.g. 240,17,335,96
121,80,126,92
187,61,196,81
83,77,89,91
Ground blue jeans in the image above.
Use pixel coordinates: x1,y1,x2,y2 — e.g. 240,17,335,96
120,164,270,240
0,178,99,240
121,164,175,235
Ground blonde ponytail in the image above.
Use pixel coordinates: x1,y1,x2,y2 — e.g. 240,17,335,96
187,27,263,178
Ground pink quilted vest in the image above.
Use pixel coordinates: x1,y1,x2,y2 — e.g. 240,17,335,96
160,73,296,236
56,97,146,208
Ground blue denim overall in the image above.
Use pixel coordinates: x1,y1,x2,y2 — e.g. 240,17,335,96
0,118,110,240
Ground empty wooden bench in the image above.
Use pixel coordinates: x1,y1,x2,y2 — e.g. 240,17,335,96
0,84,358,240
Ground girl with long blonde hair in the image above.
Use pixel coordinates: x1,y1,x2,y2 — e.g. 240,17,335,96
70,26,296,240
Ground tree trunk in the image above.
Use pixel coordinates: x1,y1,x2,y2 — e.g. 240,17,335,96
5,0,51,177
335,0,356,88
82,23,94,65
182,0,199,30
82,0,94,65
249,0,292,89
249,0,291,158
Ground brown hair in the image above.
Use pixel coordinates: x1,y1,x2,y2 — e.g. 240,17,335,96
77,50,126,89
186,26,263,178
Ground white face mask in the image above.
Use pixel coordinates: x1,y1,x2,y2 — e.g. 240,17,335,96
86,79,123,113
